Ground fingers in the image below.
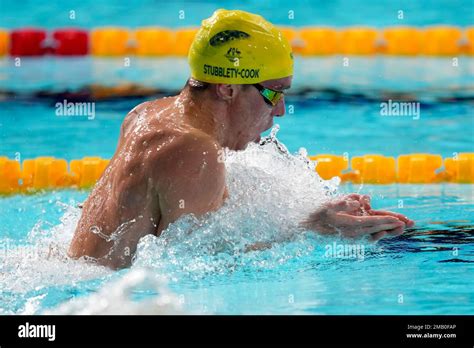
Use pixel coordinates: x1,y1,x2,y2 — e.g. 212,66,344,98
337,214,401,227
345,193,371,207
370,224,405,242
361,221,405,235
329,199,360,213
386,224,405,237
337,194,372,215
346,193,363,201
323,194,413,241
334,213,405,238
370,210,415,227
370,231,387,242
360,194,371,211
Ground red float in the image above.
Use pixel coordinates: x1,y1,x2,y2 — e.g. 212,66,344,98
53,29,88,55
10,28,47,56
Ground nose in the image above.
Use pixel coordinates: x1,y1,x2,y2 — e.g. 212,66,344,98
271,95,285,117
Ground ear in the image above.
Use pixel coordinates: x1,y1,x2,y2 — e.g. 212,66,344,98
215,84,237,102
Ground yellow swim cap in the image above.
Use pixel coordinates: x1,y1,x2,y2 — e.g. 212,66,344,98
188,9,293,84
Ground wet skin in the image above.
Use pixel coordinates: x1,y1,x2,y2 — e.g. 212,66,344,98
68,76,414,269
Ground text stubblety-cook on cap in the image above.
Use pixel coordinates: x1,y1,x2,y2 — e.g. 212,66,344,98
188,9,294,84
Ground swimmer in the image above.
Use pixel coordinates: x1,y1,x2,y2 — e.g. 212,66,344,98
68,9,414,269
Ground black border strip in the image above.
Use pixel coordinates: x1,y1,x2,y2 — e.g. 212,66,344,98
0,315,472,346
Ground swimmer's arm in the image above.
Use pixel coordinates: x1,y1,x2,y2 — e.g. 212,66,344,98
300,194,413,241
69,171,160,269
245,194,413,252
117,101,152,146
153,133,227,232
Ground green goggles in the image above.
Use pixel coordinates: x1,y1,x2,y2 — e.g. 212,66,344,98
252,84,284,107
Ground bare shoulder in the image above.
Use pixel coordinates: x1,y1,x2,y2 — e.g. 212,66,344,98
150,128,227,222
124,100,153,122
151,128,224,178
121,97,176,136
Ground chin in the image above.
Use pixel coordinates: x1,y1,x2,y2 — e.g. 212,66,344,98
233,135,260,151
229,142,246,151
236,139,253,151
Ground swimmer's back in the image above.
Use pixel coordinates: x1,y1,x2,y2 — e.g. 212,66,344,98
68,97,227,268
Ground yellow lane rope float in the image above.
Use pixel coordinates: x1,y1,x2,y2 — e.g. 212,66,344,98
0,153,473,195
0,26,473,57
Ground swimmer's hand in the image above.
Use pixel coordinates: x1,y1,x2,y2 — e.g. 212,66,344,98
301,194,414,242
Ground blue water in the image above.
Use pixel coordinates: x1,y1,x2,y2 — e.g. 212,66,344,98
1,92,473,159
0,184,473,314
1,56,473,158
1,0,473,28
1,87,473,314
0,1,474,315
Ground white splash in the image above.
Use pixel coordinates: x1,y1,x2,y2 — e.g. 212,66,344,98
0,206,111,296
133,125,339,279
45,268,182,315
1,125,340,314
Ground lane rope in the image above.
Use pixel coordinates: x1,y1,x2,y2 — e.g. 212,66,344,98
1,153,473,195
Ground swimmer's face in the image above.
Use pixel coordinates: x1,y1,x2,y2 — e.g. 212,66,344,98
231,76,292,150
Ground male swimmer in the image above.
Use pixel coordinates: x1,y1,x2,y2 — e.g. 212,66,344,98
68,9,414,269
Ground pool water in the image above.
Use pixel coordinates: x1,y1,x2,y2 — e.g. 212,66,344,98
1,57,473,158
1,59,474,314
1,0,474,315
1,0,473,28
0,161,473,314
1,120,473,314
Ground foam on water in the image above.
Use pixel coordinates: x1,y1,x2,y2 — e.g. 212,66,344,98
1,125,341,314
45,268,182,314
133,125,340,279
0,205,112,314
0,207,106,291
